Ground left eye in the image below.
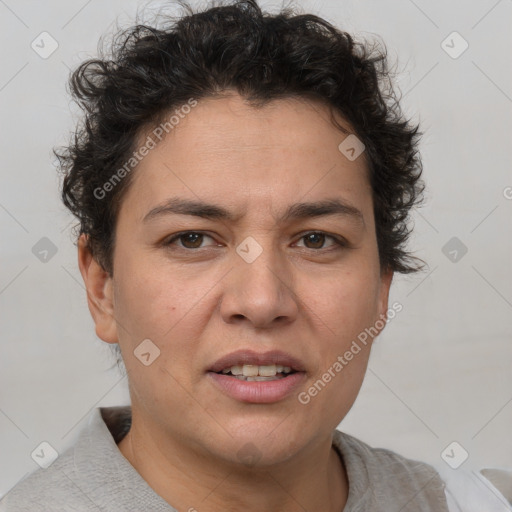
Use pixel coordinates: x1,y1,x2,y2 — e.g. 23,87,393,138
294,232,343,250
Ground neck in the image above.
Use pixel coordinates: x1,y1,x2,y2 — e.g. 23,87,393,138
117,412,348,512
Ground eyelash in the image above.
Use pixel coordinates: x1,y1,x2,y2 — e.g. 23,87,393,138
163,231,348,252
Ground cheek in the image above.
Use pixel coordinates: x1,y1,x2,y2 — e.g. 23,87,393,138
113,256,203,345
298,274,380,424
113,261,208,403
303,268,381,346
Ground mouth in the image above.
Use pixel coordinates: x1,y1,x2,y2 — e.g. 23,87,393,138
206,349,306,403
213,363,297,381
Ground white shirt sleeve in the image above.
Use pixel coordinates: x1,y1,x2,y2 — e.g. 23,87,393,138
439,468,512,512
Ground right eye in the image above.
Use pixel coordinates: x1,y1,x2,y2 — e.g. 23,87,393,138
164,231,218,250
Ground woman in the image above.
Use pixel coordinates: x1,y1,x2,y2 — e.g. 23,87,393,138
2,1,510,510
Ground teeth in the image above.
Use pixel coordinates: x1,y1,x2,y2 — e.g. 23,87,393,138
219,364,294,376
242,365,259,377
230,365,243,376
235,375,286,381
256,365,277,377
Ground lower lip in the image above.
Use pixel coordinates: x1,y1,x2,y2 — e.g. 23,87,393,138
207,372,306,403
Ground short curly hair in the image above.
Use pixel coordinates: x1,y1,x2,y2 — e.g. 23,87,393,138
57,0,424,276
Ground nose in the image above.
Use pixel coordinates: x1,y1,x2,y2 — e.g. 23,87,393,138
219,240,299,329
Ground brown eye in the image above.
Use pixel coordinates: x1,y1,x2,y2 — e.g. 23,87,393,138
180,232,204,248
165,232,216,249
303,233,326,249
295,232,346,251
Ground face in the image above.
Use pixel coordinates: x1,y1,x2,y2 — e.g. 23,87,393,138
82,92,392,466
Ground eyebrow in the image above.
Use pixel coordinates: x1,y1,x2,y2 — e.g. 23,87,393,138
142,197,365,226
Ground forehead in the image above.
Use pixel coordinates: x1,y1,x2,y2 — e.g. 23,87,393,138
120,93,372,223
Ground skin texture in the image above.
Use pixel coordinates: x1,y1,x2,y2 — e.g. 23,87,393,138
78,92,393,512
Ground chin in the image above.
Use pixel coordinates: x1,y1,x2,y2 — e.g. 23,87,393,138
213,429,305,467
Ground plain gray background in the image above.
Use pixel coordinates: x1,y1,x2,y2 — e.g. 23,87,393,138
1,0,511,498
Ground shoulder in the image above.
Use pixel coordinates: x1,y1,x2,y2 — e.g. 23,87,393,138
334,429,444,483
333,430,449,511
0,406,174,512
0,406,131,512
0,445,96,511
332,430,512,512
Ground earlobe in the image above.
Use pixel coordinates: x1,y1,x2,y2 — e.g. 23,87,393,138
378,268,394,323
77,234,118,344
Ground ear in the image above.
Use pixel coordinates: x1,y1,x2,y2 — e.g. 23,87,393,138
77,234,118,344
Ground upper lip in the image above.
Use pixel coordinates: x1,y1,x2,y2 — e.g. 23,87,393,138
208,349,306,373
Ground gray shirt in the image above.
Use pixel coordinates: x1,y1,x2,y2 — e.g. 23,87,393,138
0,406,451,511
